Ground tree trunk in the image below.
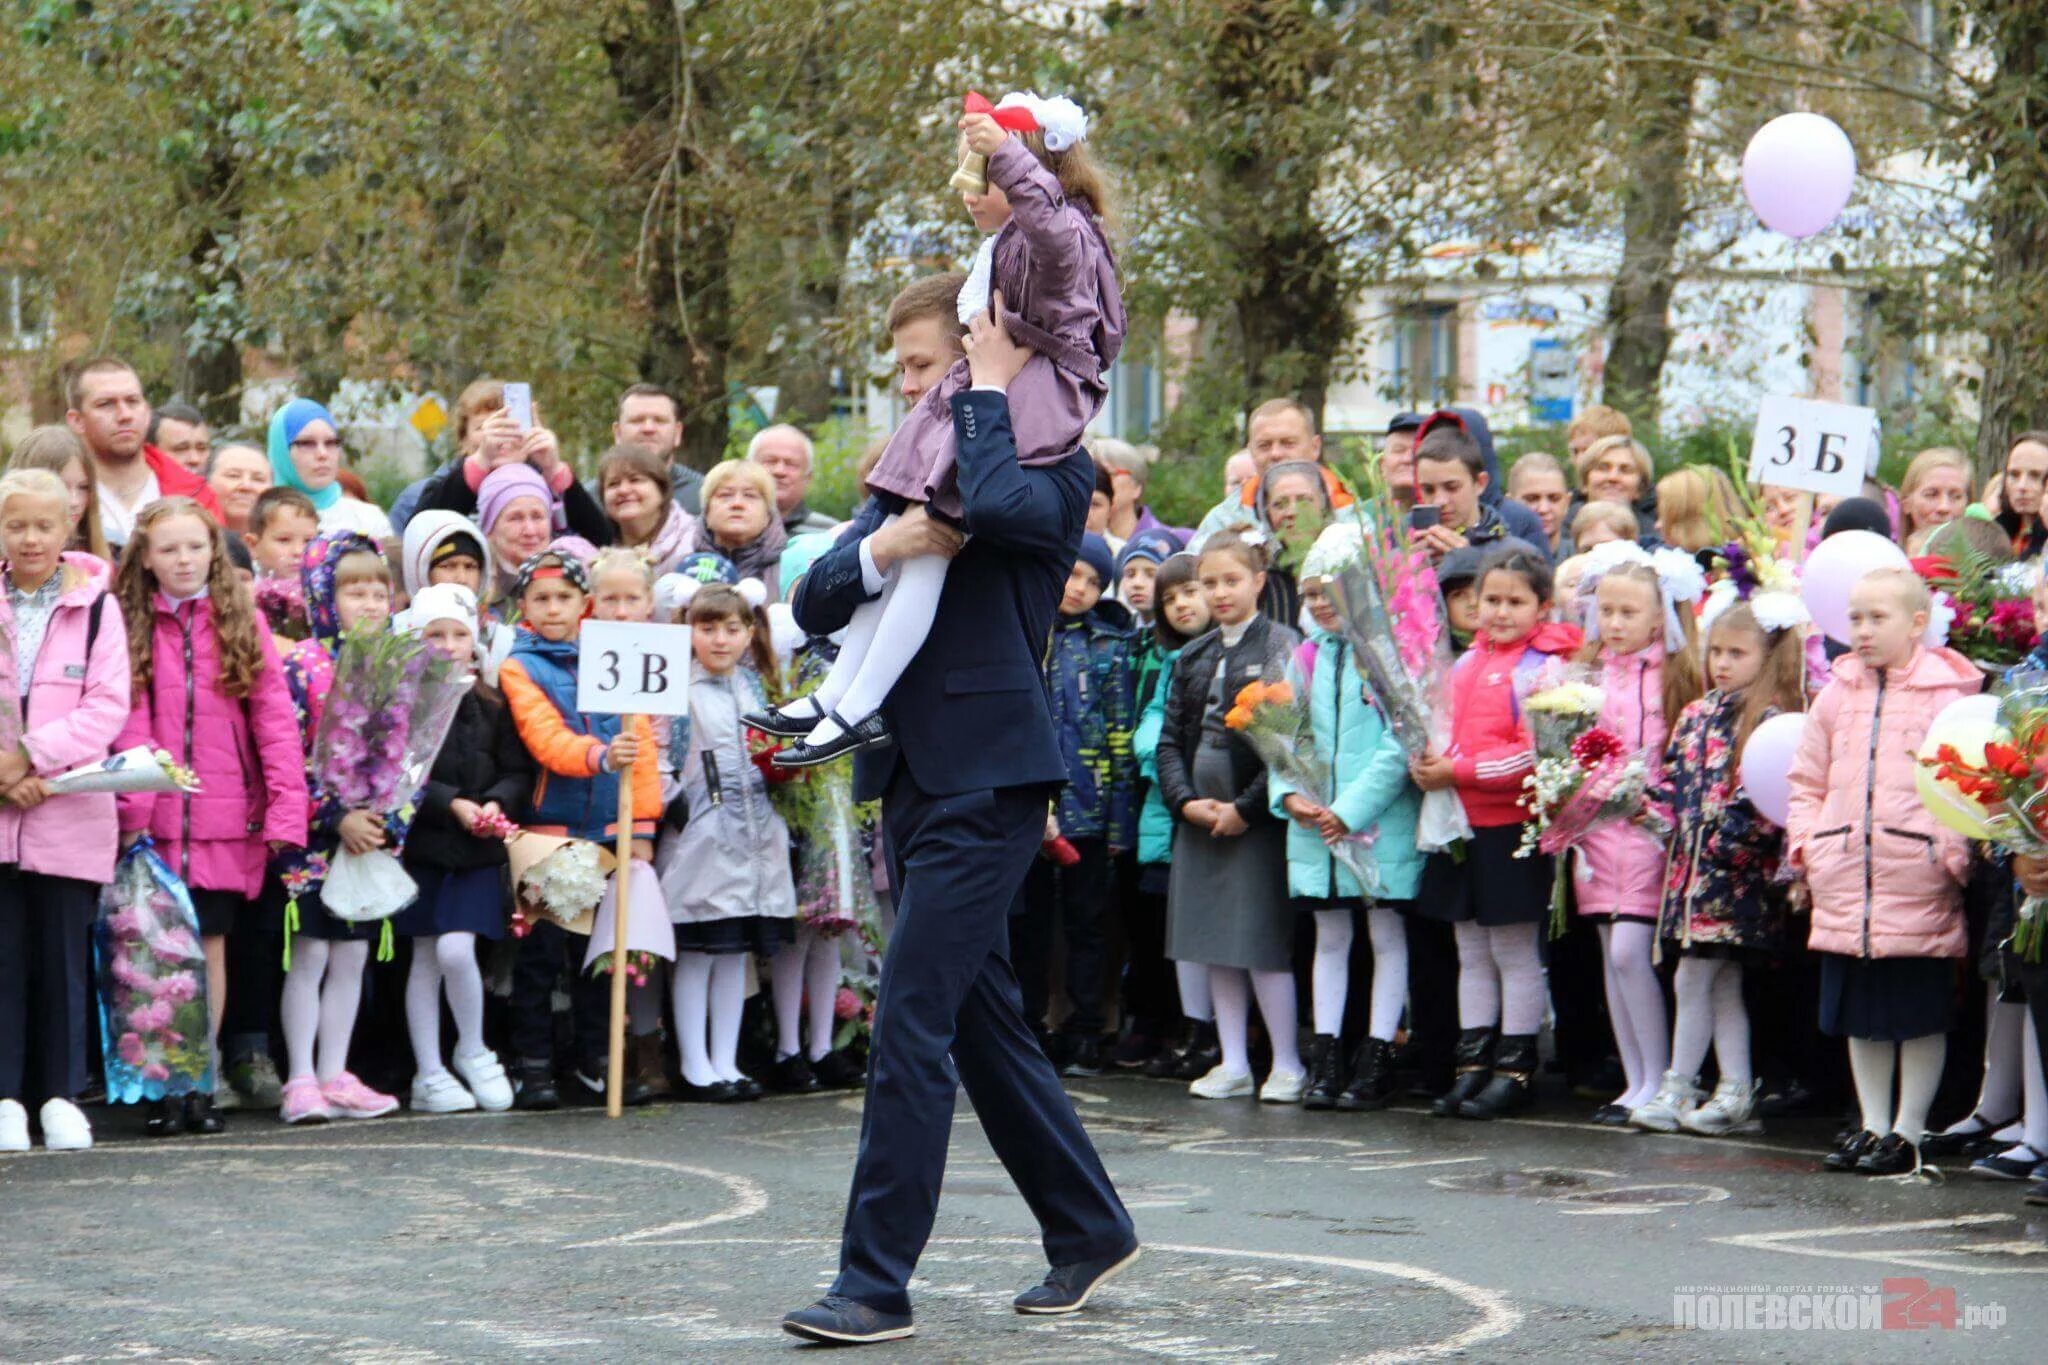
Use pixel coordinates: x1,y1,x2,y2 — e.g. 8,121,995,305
607,0,734,471
1601,56,1699,428
175,146,243,427
1968,1,2048,481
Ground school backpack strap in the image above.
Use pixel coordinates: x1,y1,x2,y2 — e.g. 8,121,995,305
84,589,107,661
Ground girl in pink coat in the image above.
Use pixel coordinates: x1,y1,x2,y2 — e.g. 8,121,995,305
0,470,130,1153
114,498,309,1137
1787,567,1979,1177
1571,545,1705,1122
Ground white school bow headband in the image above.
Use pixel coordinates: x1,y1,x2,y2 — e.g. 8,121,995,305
996,92,1089,152
1577,541,1707,653
654,572,768,618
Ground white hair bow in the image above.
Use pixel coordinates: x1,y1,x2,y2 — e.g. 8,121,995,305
997,91,1089,152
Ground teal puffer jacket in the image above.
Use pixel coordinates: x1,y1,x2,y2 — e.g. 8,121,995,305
1132,643,1181,867
1267,630,1423,902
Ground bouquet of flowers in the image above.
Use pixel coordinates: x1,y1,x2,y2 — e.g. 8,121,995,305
1911,543,2036,672
1224,677,1379,894
791,760,885,949
589,949,660,987
832,972,879,1054
94,839,214,1102
48,746,200,797
1316,519,1470,852
1515,669,1670,934
490,812,609,936
1920,672,2048,957
254,577,310,642
309,624,470,924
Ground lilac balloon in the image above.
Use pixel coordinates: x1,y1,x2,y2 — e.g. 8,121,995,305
1738,712,1806,828
1800,529,1909,645
1742,113,1857,239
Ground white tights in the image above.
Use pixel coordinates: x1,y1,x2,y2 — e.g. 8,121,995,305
670,952,749,1088
1453,921,1545,1035
281,938,370,1083
1175,960,1214,1023
1209,966,1301,1079
1310,907,1407,1041
1668,957,1750,1086
405,933,488,1077
771,927,841,1063
1941,997,2025,1135
1599,919,1668,1109
1847,1033,1946,1145
801,516,950,744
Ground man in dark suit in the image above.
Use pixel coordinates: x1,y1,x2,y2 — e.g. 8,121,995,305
778,293,1137,1345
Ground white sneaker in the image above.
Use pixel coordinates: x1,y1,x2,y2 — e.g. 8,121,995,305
1259,1067,1308,1104
0,1099,28,1152
409,1069,478,1114
39,1098,93,1151
453,1048,514,1112
1682,1077,1762,1136
1189,1064,1255,1100
1628,1071,1703,1133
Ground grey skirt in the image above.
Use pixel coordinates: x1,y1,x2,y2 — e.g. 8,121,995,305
1164,744,1293,972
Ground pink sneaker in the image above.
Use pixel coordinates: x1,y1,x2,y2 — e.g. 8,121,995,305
280,1076,332,1125
321,1071,399,1120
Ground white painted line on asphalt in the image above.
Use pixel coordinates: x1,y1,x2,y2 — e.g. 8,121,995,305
1713,1214,2048,1276
638,1234,1524,1363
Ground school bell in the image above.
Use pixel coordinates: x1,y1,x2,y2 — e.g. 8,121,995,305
949,149,989,196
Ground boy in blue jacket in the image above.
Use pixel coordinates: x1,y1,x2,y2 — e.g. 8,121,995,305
1018,533,1137,1077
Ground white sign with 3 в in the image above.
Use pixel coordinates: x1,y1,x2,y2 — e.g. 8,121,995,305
575,621,694,717
1748,395,1880,500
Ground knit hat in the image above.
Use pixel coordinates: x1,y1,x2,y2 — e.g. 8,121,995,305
401,583,479,636
1435,545,1487,592
400,510,494,596
1114,526,1184,579
1076,533,1115,587
476,463,553,536
266,398,343,512
1821,495,1892,541
510,549,591,603
654,551,740,618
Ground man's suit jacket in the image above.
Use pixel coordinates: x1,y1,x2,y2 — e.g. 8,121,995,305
792,390,1091,803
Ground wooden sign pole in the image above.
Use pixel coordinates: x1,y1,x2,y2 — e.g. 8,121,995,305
607,721,638,1120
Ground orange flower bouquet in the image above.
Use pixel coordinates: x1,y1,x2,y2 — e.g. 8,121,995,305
1226,678,1379,893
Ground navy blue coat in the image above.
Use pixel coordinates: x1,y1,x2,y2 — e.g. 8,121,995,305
792,389,1092,802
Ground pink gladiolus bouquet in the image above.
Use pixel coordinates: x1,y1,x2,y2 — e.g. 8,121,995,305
309,625,470,923
792,761,884,950
94,840,213,1102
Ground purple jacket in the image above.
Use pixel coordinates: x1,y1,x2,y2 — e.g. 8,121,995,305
0,554,132,884
117,593,310,898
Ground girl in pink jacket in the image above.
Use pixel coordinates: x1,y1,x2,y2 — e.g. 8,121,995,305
1787,567,1979,1177
114,498,309,1138
1571,545,1705,1122
0,470,131,1154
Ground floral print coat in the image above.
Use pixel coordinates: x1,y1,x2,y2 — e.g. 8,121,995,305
1648,689,1789,952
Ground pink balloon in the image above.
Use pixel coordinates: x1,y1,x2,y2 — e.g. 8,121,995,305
1800,529,1909,645
1738,712,1806,828
1742,113,1857,239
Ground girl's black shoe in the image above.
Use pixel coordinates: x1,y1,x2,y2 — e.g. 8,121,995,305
143,1098,182,1138
767,1053,822,1094
1158,1020,1219,1081
677,1079,740,1103
1856,1133,1922,1176
813,1049,866,1090
1301,1035,1343,1111
1143,1022,1197,1079
1590,1103,1632,1126
1824,1128,1881,1172
1432,1028,1496,1117
183,1092,226,1135
1458,1034,1537,1120
1337,1038,1397,1111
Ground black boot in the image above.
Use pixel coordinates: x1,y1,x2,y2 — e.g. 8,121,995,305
512,1057,559,1112
1432,1027,1496,1117
1458,1034,1538,1120
143,1098,182,1138
1302,1034,1343,1111
1338,1037,1398,1111
1173,1020,1221,1081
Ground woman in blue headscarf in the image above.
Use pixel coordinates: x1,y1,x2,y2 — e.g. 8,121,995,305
267,398,393,540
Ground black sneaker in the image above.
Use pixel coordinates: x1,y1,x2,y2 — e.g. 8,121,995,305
766,1053,822,1094
1823,1128,1880,1172
1856,1133,1922,1176
812,1048,866,1090
1061,1037,1105,1079
781,1295,914,1345
143,1098,182,1138
575,1062,654,1108
1013,1242,1141,1315
512,1057,559,1112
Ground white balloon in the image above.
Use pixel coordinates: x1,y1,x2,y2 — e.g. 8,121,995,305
1742,112,1857,239
1738,712,1806,828
1800,529,1910,645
